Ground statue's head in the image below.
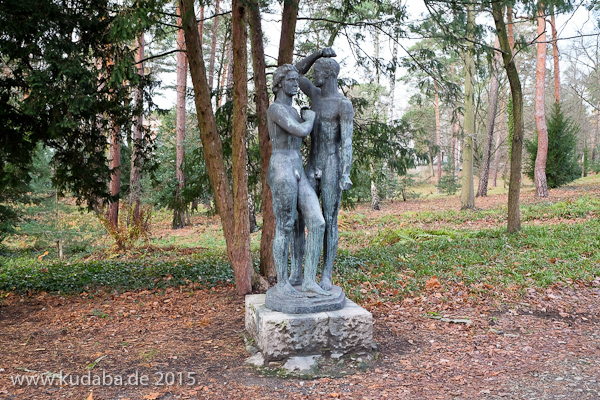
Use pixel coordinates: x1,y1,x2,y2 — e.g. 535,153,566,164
313,58,340,87
272,64,299,95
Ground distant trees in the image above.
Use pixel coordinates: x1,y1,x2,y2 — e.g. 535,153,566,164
0,0,155,236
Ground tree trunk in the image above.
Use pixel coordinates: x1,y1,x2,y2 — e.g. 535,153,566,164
208,0,220,91
108,124,121,228
493,2,525,233
198,6,204,47
231,0,253,295
248,0,276,279
389,35,398,118
278,0,299,65
435,84,442,185
173,10,187,229
225,41,234,103
550,10,560,104
477,37,501,198
492,97,506,187
218,50,228,108
179,0,252,295
370,164,380,210
534,4,549,198
461,5,475,210
507,7,515,51
129,33,144,222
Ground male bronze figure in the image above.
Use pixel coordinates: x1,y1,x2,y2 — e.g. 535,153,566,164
290,48,354,291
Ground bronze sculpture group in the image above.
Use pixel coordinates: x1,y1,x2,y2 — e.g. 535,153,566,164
265,48,354,313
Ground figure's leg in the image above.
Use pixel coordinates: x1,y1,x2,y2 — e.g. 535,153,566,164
289,215,304,286
319,164,342,291
269,167,304,298
298,175,330,296
290,163,319,286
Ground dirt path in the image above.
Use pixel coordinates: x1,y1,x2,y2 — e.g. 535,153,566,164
2,283,600,399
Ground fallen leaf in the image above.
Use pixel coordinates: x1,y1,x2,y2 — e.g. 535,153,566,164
426,276,441,289
86,392,94,400
144,393,160,400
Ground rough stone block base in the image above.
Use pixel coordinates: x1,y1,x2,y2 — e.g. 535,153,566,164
245,294,373,363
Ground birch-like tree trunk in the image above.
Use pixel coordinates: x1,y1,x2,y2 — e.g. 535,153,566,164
534,4,549,198
173,8,187,229
477,37,501,197
248,0,276,279
461,5,475,209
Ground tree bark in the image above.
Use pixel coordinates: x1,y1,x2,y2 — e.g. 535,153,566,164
129,33,144,222
198,6,204,47
248,0,276,279
231,0,253,295
173,9,187,229
493,2,525,233
477,37,501,197
492,97,506,188
278,0,299,65
461,5,475,210
208,0,220,92
534,4,549,198
550,10,560,104
225,41,234,103
179,0,252,295
108,124,121,228
435,84,442,185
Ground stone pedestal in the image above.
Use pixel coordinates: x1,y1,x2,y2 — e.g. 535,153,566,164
245,294,373,363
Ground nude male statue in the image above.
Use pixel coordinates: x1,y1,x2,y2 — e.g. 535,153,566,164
266,64,331,298
290,48,354,291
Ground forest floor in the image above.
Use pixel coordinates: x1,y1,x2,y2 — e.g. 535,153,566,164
1,176,600,399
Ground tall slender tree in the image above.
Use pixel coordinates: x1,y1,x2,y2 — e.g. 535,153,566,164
179,0,253,294
492,2,525,233
477,37,502,197
534,2,549,198
108,124,121,228
550,8,560,103
208,0,221,91
231,0,253,293
129,33,145,221
248,0,276,279
461,5,475,209
173,7,187,229
278,0,300,65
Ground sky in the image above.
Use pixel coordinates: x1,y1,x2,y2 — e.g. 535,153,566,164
152,1,600,113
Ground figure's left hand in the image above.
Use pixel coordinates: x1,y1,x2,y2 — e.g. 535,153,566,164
340,174,352,191
321,47,337,58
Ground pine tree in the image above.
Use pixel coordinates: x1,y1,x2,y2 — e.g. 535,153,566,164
526,104,581,188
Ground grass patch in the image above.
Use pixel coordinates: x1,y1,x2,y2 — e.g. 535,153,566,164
334,218,600,303
0,255,233,293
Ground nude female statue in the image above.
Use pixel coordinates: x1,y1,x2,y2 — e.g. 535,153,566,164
266,64,331,298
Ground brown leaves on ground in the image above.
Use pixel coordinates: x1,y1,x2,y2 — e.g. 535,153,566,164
2,282,600,399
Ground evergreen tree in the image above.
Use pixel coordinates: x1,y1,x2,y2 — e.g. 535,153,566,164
526,104,581,188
